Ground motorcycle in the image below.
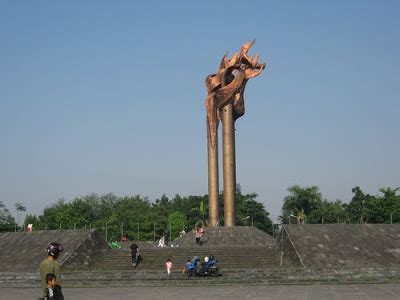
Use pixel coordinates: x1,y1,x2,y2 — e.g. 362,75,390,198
186,256,220,277
186,256,200,277
198,256,219,276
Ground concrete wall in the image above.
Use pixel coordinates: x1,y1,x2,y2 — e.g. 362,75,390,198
0,229,109,272
281,224,400,268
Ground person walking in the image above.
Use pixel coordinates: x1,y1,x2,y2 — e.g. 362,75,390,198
165,258,173,276
130,243,139,267
157,235,165,247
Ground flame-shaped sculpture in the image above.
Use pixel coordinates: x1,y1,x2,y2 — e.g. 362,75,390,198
206,41,266,227
205,40,266,147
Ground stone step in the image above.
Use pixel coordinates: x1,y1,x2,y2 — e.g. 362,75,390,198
97,250,278,255
4,267,400,287
89,263,279,270
99,248,279,258
99,256,278,261
88,246,280,270
95,258,278,262
103,252,278,258
90,259,279,266
90,258,279,268
114,246,278,251
97,257,278,265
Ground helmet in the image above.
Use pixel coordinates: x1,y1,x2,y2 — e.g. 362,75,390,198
47,242,63,258
204,256,209,262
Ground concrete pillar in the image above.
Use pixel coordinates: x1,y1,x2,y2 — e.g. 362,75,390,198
221,101,236,226
207,121,219,226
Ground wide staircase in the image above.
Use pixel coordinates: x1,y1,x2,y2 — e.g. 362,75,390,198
4,226,400,286
53,243,282,287
87,245,280,271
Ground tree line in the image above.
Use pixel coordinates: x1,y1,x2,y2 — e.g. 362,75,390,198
1,185,399,240
280,185,400,224
8,186,272,241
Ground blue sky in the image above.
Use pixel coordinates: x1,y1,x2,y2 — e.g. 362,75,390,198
1,1,399,223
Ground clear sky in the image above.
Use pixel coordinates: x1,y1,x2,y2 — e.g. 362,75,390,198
1,1,399,223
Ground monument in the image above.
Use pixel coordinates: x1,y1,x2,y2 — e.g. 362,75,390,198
205,40,266,226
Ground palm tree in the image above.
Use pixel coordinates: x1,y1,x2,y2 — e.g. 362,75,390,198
15,202,26,229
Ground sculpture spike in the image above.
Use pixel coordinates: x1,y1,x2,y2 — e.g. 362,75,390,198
219,54,228,70
252,53,259,66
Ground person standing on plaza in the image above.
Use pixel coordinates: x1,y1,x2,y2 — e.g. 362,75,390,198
39,242,63,299
43,273,64,300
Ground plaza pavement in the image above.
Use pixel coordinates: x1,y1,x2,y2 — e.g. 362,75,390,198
2,284,400,300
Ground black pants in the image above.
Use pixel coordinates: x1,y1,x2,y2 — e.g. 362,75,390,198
132,253,138,264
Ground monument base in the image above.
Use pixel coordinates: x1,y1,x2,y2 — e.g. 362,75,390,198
174,226,276,247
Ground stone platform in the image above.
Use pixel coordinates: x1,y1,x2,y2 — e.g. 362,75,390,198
3,225,400,287
173,226,277,247
278,224,400,268
5,284,400,300
85,226,280,272
0,229,108,271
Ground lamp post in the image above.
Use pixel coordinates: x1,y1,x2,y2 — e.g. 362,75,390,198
105,223,108,242
169,220,172,243
272,224,278,238
137,221,139,241
153,221,156,242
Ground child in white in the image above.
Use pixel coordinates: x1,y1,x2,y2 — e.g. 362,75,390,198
165,258,173,275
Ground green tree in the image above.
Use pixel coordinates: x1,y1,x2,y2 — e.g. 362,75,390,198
308,199,348,223
235,187,273,233
168,211,187,240
344,186,375,223
364,187,400,224
280,185,323,223
27,187,275,240
15,202,26,224
111,195,153,241
24,214,40,228
39,199,68,229
169,194,207,229
379,187,400,223
0,201,16,232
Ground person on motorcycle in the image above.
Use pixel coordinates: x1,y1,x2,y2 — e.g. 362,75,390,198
200,255,219,276
200,256,209,270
